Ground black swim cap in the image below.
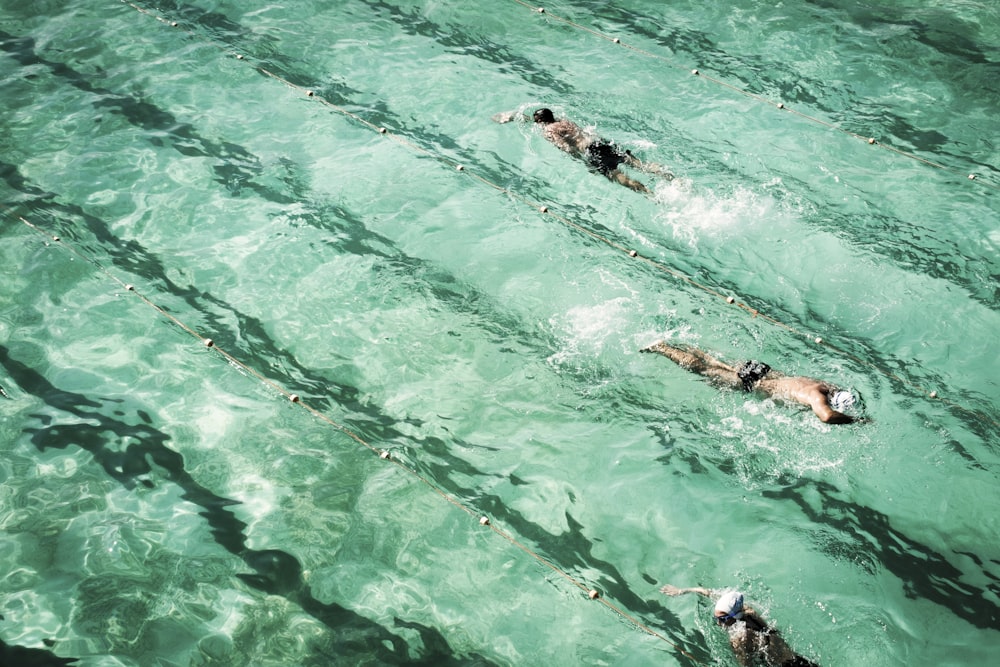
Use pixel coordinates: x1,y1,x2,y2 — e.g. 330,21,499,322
533,108,555,124
737,360,771,392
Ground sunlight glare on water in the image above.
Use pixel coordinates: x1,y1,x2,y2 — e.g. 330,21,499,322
0,0,998,665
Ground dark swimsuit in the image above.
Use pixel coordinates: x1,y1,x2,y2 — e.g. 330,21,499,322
585,140,627,176
782,657,820,667
736,360,771,392
743,620,819,667
738,616,820,667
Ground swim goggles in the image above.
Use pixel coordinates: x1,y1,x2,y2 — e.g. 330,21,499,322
714,612,742,625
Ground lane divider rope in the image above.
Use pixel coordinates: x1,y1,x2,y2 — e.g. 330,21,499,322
5,2,993,656
255,80,993,426
110,0,1000,435
8,208,703,662
205,48,998,429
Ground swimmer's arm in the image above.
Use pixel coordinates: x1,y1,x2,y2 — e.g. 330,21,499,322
660,584,713,598
803,387,855,424
812,398,855,424
823,410,856,424
492,110,528,124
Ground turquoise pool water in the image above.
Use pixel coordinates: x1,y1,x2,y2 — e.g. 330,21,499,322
1,1,998,665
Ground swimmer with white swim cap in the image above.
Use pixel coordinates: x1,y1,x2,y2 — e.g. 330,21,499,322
660,584,820,666
829,389,858,414
641,341,867,424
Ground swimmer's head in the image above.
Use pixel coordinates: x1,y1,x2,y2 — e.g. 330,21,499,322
737,360,771,392
533,108,555,124
830,389,861,413
714,590,744,624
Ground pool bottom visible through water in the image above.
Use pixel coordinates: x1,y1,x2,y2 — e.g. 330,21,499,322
1,0,999,666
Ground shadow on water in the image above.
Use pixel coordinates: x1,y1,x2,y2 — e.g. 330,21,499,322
0,346,499,665
1,185,706,658
6,8,996,326
765,477,1000,631
0,634,77,667
4,6,997,659
0,31,286,201
479,484,706,659
0,175,699,653
0,326,706,661
358,0,575,97
3,153,996,657
805,0,1000,67
0,166,702,654
571,0,999,156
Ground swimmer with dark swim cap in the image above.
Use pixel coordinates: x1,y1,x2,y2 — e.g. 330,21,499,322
493,106,674,193
641,341,866,424
661,585,821,666
532,108,556,124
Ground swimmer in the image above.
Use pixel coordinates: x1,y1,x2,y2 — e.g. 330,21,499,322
641,341,864,424
660,585,820,667
493,107,673,193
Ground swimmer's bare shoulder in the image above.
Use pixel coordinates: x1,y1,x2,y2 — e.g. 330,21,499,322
544,119,590,153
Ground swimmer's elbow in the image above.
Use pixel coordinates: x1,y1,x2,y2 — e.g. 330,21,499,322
820,410,855,424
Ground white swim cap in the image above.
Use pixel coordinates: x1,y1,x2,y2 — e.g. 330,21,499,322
830,390,856,412
714,590,744,617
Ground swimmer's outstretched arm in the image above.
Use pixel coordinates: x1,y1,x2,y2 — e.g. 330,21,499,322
492,110,529,124
660,584,713,598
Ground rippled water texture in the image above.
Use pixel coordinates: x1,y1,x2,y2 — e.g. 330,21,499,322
1,0,998,665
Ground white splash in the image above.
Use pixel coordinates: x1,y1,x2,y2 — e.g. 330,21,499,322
651,179,778,248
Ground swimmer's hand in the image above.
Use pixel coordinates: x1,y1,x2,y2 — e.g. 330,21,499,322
492,110,524,124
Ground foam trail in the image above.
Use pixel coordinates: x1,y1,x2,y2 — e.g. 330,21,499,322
650,179,778,248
